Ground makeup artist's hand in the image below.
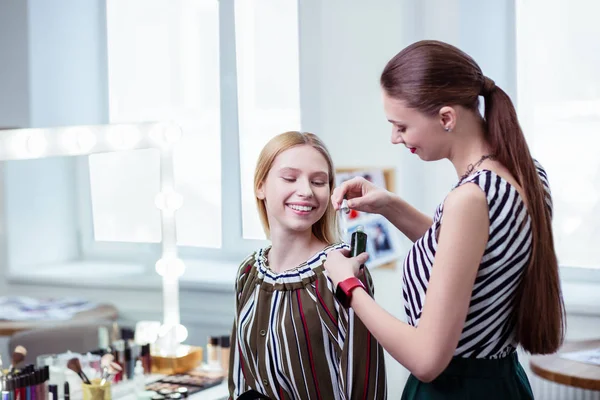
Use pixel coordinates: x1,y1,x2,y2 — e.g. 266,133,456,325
331,176,391,215
324,248,369,287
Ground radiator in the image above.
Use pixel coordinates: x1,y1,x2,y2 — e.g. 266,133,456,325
532,375,600,399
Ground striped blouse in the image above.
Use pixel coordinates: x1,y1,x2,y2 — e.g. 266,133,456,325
403,161,552,359
228,243,387,400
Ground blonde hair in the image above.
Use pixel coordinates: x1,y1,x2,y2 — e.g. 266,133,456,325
254,131,339,244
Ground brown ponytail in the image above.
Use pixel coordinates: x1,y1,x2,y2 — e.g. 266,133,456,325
381,40,565,354
483,84,565,354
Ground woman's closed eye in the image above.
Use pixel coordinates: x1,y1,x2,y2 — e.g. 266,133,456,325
395,125,406,133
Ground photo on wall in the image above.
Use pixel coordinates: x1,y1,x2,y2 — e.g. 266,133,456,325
335,168,402,269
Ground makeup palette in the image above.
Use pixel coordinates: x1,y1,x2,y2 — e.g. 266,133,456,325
146,374,223,396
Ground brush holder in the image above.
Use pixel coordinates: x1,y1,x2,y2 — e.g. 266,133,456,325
82,378,112,400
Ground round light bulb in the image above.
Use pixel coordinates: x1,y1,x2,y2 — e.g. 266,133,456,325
157,324,188,346
155,189,183,211
13,133,48,158
63,127,96,153
107,125,141,149
155,258,186,278
27,134,47,156
176,324,188,343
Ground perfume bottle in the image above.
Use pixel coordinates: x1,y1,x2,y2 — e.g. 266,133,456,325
351,225,367,269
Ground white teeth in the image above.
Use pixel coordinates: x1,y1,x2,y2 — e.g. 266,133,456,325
288,204,313,212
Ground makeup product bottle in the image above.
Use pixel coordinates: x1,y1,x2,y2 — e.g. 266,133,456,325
16,377,25,400
124,344,133,380
133,360,144,395
1,376,10,400
97,327,110,351
340,198,350,214
63,382,69,400
14,376,21,400
139,344,152,375
110,322,121,344
24,373,31,400
47,385,57,400
219,335,230,376
8,376,15,400
29,372,36,400
351,225,368,269
33,370,41,400
206,337,221,369
41,367,49,400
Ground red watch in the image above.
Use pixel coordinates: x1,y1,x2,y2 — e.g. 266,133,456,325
335,277,366,308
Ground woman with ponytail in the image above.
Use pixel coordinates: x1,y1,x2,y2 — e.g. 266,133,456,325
323,40,565,399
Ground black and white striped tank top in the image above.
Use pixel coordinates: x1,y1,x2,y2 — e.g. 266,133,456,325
402,160,552,359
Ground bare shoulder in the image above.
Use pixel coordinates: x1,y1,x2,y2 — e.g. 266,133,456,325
444,182,488,216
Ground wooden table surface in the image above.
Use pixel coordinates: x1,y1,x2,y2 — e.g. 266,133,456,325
0,303,118,336
530,339,600,391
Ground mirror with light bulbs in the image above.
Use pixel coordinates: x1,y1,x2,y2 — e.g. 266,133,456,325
0,122,189,352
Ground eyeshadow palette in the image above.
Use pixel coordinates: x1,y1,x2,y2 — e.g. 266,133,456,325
146,374,224,396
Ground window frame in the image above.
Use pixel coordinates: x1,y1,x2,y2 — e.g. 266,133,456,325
76,0,272,268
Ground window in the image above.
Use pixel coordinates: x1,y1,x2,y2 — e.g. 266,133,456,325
516,0,600,269
235,0,301,240
86,0,300,258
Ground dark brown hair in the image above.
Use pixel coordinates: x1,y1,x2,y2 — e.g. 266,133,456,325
381,40,564,354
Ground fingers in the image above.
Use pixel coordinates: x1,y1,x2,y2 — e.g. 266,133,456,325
355,252,370,266
331,177,366,209
352,252,370,275
346,196,363,210
338,248,351,257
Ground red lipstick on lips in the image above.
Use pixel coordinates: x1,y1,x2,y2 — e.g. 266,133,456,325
410,148,416,153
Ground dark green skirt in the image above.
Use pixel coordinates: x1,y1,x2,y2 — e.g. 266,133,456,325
401,352,534,399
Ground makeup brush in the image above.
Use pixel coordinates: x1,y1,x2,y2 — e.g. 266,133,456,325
101,354,114,369
100,361,122,386
108,361,122,377
98,354,115,386
9,346,27,373
67,358,91,384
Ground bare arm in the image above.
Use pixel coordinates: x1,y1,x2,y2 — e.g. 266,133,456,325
329,184,489,382
380,192,433,243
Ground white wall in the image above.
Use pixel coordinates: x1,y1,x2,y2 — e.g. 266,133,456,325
3,0,110,269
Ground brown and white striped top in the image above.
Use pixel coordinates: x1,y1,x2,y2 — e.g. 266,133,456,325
228,243,387,400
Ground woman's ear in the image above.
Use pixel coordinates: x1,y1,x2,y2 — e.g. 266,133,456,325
256,182,266,200
439,106,457,132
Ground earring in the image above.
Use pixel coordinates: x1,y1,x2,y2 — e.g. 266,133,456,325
445,127,452,132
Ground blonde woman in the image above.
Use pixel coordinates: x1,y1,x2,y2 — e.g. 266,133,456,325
228,131,387,400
